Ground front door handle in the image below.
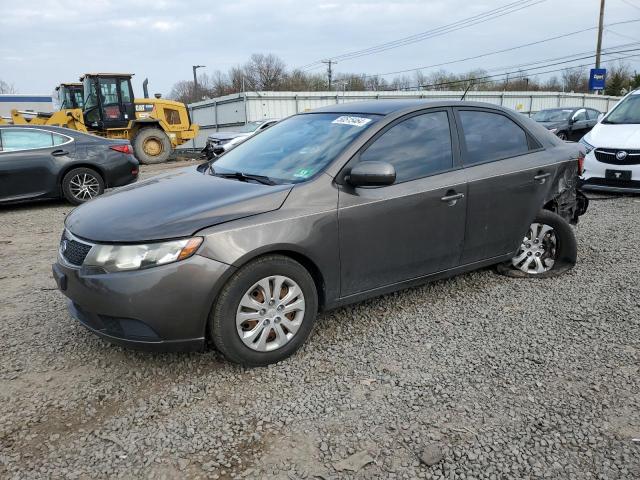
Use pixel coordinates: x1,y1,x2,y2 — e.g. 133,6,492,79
51,149,69,157
534,172,551,184
440,192,464,206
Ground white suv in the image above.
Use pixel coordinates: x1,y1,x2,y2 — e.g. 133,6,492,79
580,89,640,193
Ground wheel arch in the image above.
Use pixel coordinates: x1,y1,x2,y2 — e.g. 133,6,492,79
129,120,163,138
227,247,328,311
58,163,106,191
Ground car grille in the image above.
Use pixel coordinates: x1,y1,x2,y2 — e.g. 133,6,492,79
60,230,93,266
594,148,640,165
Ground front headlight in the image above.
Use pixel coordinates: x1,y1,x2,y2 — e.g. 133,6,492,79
578,137,595,154
83,237,203,272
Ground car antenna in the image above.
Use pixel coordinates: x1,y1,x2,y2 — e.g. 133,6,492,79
460,82,474,101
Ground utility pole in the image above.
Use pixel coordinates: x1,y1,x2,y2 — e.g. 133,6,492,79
594,0,605,94
595,0,605,69
192,65,205,101
321,59,336,89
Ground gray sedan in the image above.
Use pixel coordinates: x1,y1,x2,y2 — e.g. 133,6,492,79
53,100,587,366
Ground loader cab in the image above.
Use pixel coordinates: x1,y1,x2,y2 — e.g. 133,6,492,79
56,83,84,110
81,74,136,130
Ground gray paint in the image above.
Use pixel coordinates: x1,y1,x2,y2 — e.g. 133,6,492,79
55,100,584,351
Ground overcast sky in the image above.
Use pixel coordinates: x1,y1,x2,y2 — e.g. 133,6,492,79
1,0,639,97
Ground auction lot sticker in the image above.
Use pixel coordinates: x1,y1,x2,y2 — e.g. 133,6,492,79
332,116,372,127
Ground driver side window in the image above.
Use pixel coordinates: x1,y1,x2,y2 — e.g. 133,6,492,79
358,111,453,184
573,109,587,121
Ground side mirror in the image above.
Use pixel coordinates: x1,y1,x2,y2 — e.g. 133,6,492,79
348,161,396,187
569,117,576,124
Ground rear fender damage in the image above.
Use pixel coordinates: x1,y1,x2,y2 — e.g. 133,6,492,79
543,162,589,225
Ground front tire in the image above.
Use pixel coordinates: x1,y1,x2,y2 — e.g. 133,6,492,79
498,209,577,278
133,127,172,164
210,255,319,366
61,167,105,205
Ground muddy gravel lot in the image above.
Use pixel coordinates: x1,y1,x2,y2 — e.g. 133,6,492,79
1,160,639,479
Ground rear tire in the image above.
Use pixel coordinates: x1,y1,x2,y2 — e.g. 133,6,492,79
497,209,577,278
133,127,172,164
61,167,104,205
210,255,318,366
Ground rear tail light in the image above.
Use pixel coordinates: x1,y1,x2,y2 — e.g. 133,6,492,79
131,168,139,176
110,144,133,155
577,151,585,175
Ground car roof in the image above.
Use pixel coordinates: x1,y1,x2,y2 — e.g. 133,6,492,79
0,124,77,134
307,99,519,116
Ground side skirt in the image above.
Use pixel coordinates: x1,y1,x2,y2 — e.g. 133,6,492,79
324,253,514,311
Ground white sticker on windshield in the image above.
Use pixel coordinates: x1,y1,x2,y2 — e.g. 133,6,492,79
332,116,372,127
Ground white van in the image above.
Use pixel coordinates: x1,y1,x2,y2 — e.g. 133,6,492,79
580,89,640,193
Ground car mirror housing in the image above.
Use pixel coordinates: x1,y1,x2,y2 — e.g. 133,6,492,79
348,161,396,187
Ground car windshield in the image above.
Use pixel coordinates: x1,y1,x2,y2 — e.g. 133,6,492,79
212,113,380,183
532,109,573,122
603,93,640,124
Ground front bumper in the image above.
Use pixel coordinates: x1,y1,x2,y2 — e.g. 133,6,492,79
52,254,235,352
580,151,640,193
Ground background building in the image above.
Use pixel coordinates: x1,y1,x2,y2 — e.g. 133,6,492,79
0,94,53,118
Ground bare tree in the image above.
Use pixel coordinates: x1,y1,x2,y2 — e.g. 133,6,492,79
167,80,195,104
0,79,17,94
561,68,588,93
243,53,287,91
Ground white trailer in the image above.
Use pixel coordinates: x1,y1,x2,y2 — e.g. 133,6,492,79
186,90,621,149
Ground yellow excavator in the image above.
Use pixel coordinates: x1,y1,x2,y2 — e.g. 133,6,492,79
55,82,84,110
0,73,199,164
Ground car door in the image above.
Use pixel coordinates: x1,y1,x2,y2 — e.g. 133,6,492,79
337,109,467,296
0,128,75,201
454,108,554,265
569,108,589,140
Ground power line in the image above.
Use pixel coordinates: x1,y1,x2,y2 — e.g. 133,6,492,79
298,0,546,70
391,49,640,91
360,18,640,79
621,0,640,11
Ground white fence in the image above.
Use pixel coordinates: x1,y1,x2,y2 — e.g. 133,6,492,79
186,90,622,149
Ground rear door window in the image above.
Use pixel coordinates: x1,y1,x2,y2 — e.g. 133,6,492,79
358,111,454,183
0,129,58,152
587,109,600,120
458,110,531,166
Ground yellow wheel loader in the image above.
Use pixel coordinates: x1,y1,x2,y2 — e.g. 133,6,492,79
55,82,84,109
0,74,199,164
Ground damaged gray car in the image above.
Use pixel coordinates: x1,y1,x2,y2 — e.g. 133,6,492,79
53,100,588,366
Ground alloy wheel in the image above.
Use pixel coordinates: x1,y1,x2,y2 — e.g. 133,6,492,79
236,275,306,352
69,173,100,201
511,222,557,274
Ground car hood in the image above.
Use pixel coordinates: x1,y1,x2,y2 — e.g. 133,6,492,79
538,121,565,129
585,122,640,148
65,167,293,242
207,132,247,141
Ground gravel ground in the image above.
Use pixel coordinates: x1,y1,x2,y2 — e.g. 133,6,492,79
1,160,639,479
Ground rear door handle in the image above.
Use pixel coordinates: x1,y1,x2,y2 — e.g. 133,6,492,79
51,149,69,157
440,192,465,205
534,172,551,183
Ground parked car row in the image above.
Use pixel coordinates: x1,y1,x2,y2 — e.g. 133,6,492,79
53,100,589,366
532,107,601,141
